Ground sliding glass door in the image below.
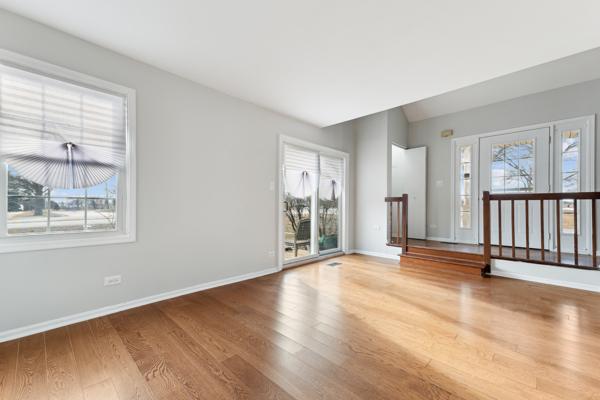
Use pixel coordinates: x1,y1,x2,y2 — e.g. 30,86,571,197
282,143,345,263
318,155,342,253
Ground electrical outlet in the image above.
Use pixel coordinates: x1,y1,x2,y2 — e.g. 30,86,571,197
269,181,275,191
374,225,381,231
104,275,122,286
268,250,275,257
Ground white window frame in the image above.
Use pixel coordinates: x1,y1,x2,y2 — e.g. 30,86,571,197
277,135,349,269
0,49,136,253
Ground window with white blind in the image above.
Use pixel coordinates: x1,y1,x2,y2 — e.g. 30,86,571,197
281,140,347,263
0,50,136,253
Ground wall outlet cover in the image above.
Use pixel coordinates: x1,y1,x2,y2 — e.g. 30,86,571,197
104,275,122,286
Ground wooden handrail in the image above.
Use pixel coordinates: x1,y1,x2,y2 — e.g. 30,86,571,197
483,191,599,270
385,194,408,252
489,192,600,201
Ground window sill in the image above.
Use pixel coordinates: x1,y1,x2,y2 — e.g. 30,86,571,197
0,231,136,254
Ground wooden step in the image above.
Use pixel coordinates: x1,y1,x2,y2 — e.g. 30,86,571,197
401,248,488,276
399,255,486,276
403,252,484,267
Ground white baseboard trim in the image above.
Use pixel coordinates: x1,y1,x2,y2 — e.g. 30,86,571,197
351,249,400,260
0,267,278,343
491,270,600,293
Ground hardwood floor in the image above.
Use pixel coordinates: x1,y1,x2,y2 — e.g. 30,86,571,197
2,254,600,399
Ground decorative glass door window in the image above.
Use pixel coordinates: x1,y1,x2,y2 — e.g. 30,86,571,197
491,140,534,193
458,145,472,229
560,130,580,234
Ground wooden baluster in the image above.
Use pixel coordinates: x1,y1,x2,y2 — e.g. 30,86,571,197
511,199,516,258
593,198,598,269
397,201,401,246
574,198,578,266
498,200,502,257
402,194,409,252
540,200,545,262
483,191,491,267
555,199,561,264
388,201,392,244
525,199,530,260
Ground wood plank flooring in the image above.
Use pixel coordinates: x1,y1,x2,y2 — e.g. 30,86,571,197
2,254,600,399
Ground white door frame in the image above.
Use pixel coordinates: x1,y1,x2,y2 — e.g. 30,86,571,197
450,115,595,248
277,135,350,270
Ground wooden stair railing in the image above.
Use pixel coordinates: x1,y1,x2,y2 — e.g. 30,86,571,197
483,191,599,270
385,194,408,252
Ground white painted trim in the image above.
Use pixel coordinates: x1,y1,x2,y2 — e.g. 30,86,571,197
0,267,278,343
0,232,135,254
467,115,596,141
351,249,400,260
491,270,600,293
0,48,137,253
282,251,344,269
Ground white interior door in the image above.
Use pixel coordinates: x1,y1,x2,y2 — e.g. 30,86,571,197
391,146,427,239
479,128,550,248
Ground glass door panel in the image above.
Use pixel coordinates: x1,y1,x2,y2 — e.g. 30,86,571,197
553,118,593,255
479,128,550,248
318,197,339,251
318,154,343,253
283,194,313,261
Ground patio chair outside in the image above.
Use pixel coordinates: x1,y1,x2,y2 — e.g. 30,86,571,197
286,218,311,257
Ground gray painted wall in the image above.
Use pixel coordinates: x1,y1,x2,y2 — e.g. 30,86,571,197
409,79,600,239
0,9,355,333
353,110,402,256
388,106,409,148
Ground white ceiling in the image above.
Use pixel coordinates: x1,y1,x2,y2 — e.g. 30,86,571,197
403,47,600,122
2,1,600,127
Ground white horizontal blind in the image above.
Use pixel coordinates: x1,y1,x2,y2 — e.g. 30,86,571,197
283,144,319,198
0,62,126,189
319,155,343,200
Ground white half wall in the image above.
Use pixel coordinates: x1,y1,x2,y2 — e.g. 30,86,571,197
492,260,600,293
0,9,355,334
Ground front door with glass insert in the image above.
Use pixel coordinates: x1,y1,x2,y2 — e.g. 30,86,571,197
479,128,550,248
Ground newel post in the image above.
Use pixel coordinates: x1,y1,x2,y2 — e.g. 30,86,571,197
482,191,491,268
402,193,409,252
